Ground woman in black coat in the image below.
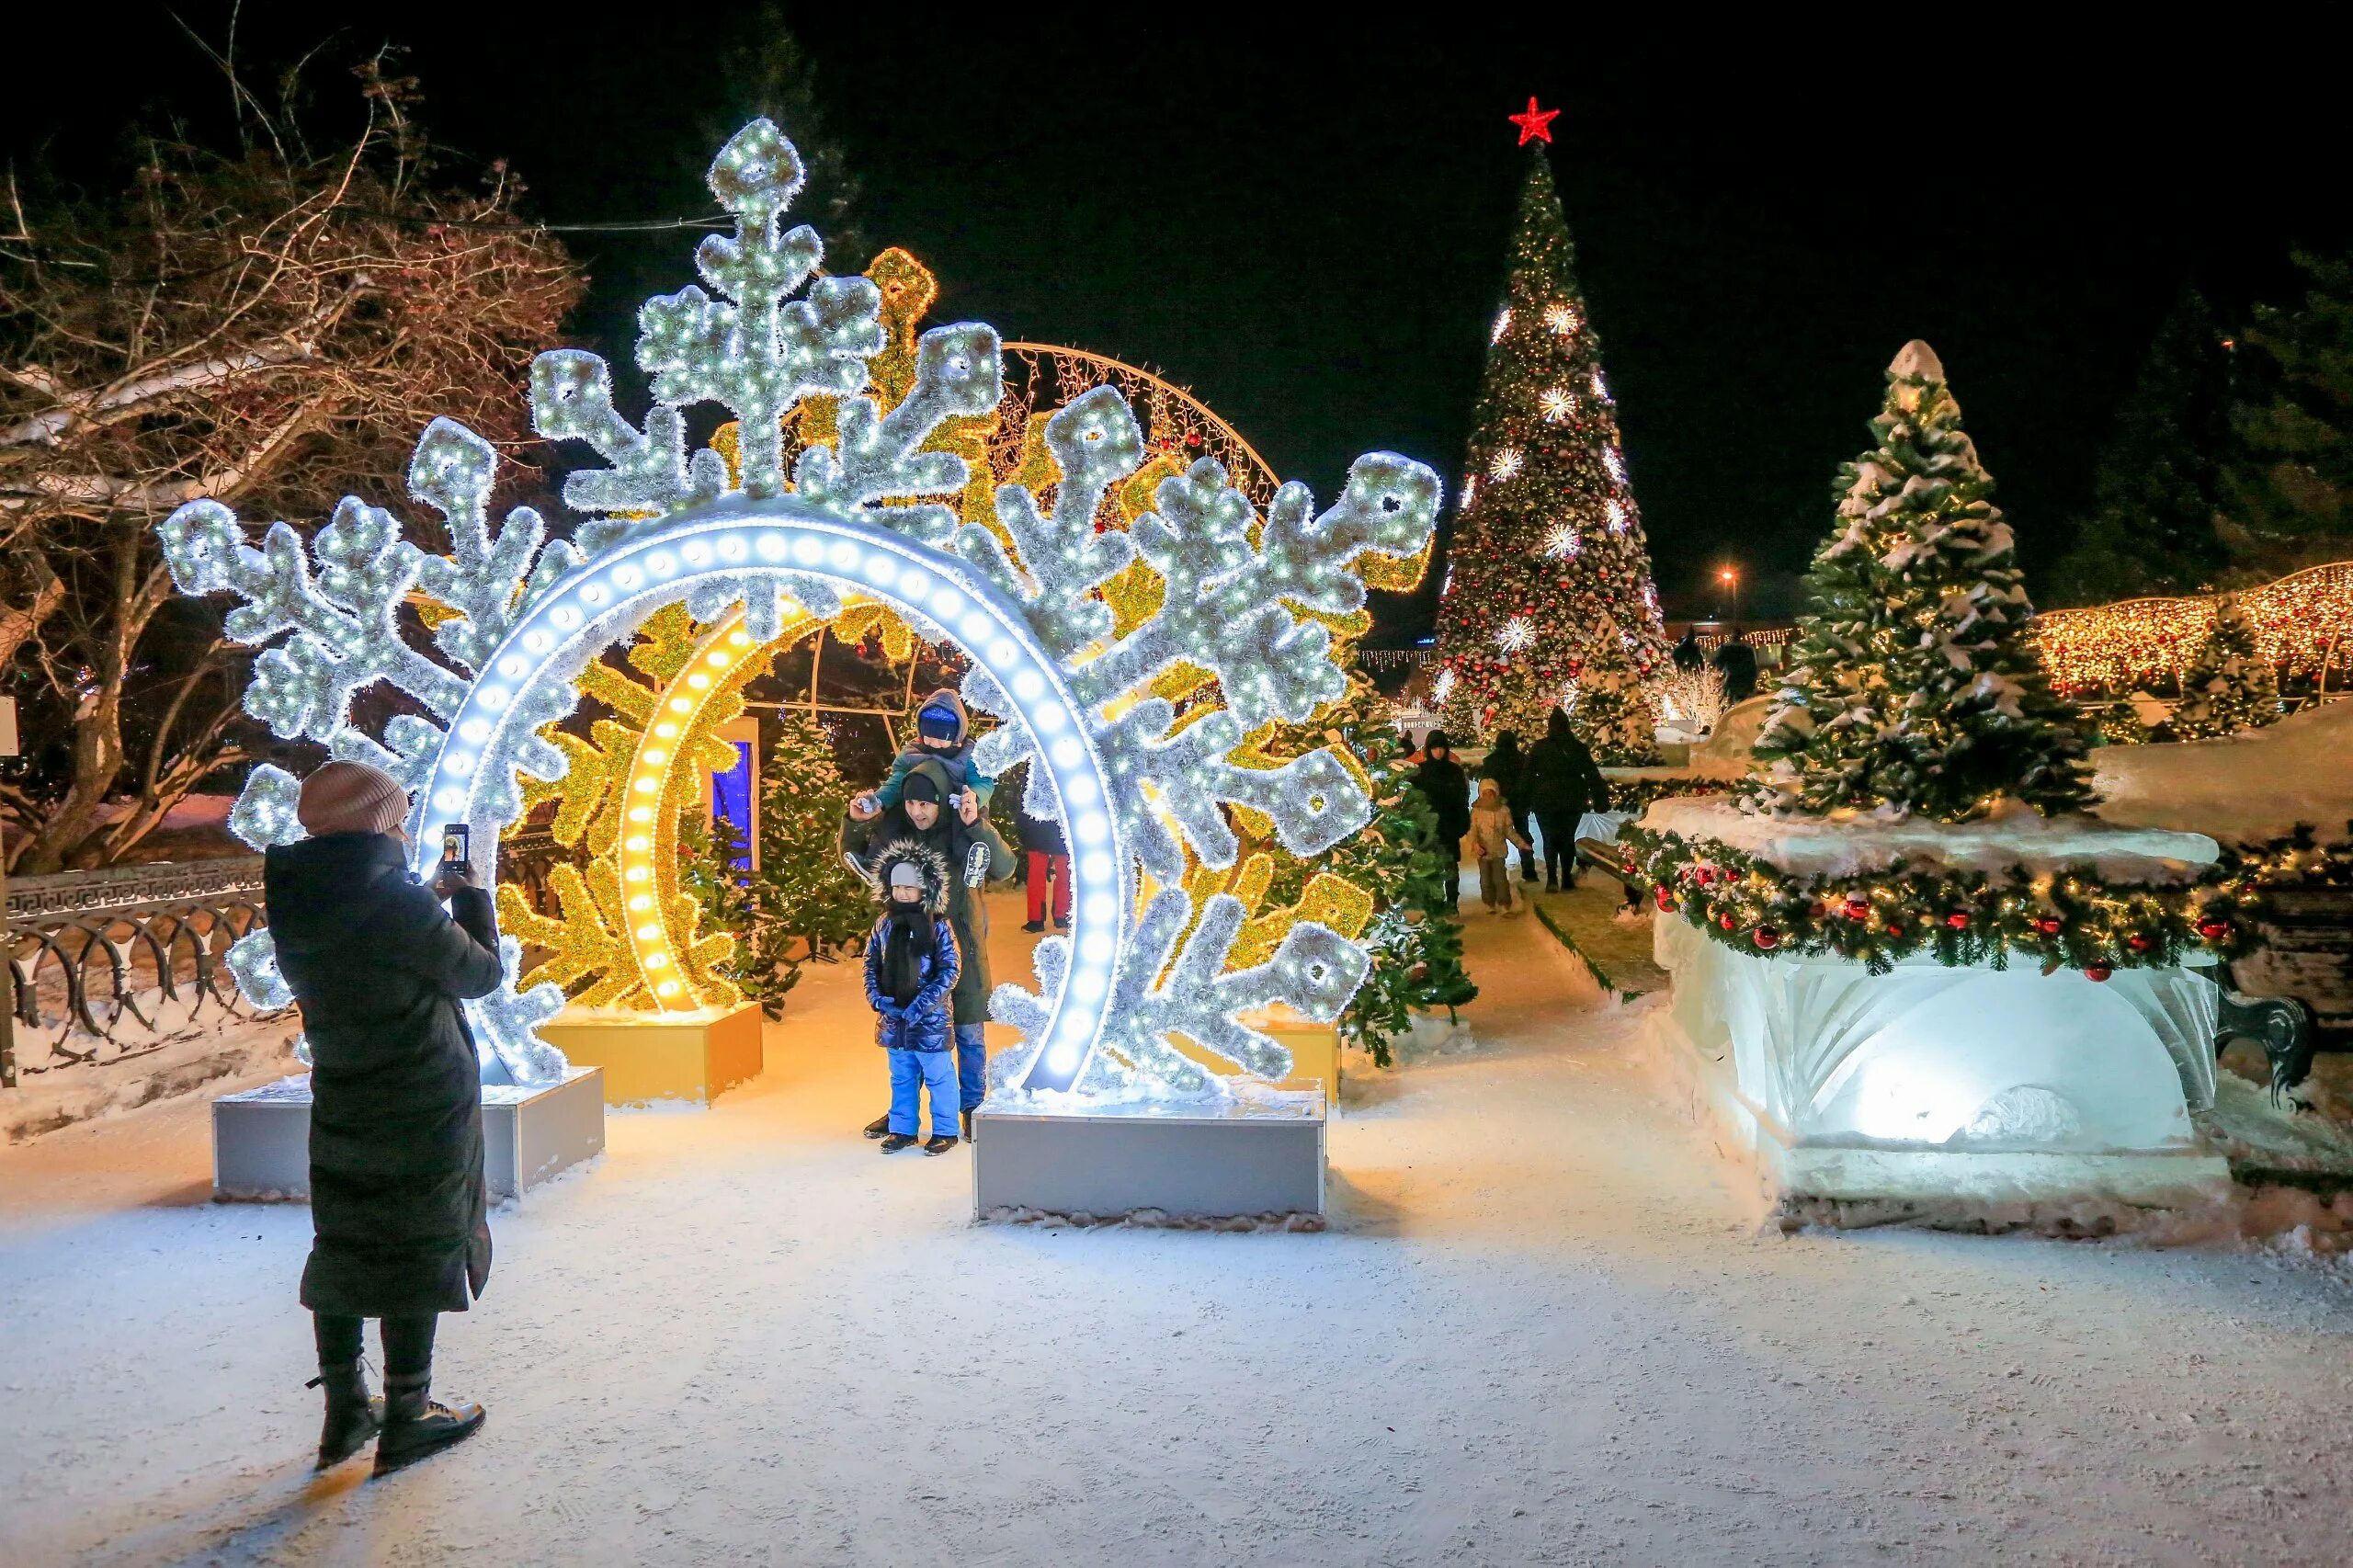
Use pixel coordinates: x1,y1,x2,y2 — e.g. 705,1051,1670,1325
266,760,499,1474
1412,729,1473,912
1519,707,1608,891
1480,730,1536,881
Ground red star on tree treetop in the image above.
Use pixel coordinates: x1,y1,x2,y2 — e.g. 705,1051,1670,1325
1507,97,1560,146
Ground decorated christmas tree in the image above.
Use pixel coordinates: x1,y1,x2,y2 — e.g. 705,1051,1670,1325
748,710,873,971
1434,107,1667,740
1748,342,2095,823
1566,615,1659,764
2167,595,2280,739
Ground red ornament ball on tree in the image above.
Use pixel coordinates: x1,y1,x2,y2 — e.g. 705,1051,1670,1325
2084,965,2112,983
1752,926,1780,950
1945,913,1970,929
2197,918,2232,942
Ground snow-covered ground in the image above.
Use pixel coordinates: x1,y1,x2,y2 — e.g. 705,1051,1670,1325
5,896,2353,1565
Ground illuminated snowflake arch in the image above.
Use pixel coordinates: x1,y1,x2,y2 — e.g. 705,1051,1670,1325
157,120,1439,1100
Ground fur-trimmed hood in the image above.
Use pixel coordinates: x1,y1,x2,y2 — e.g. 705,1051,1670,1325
870,838,951,915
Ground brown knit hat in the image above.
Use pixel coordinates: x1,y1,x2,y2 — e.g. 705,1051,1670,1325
296,759,410,837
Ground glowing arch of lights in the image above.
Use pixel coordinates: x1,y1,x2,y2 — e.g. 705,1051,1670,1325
420,499,1123,1093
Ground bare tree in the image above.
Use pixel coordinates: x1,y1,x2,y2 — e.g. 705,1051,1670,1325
0,58,582,872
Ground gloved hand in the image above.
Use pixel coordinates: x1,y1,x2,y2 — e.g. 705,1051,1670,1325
433,861,479,900
849,792,881,821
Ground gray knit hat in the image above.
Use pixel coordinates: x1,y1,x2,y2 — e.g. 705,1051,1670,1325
890,862,925,891
297,759,409,837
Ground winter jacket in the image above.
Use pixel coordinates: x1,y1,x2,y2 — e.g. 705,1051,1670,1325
1712,638,1759,704
1480,733,1529,812
872,687,995,811
841,757,1013,1026
1468,790,1532,859
861,842,961,1051
264,833,502,1318
1015,801,1066,854
1521,708,1608,819
1412,729,1472,849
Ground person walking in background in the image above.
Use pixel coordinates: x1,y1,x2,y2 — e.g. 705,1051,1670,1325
1411,729,1472,912
862,845,962,1155
1014,779,1070,933
1520,707,1607,892
1671,627,1703,672
1713,628,1759,704
265,760,496,1476
1479,728,1536,882
1467,778,1532,915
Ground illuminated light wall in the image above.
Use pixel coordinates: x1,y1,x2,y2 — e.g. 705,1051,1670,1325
2034,559,2353,695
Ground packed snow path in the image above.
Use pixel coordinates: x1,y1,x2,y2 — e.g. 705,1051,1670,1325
5,897,2353,1565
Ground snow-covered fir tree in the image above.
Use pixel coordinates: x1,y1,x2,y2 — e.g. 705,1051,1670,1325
1747,342,2095,822
1568,617,1660,764
1432,138,1665,738
2166,595,2280,739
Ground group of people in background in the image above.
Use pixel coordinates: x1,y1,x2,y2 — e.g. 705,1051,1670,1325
1409,707,1608,916
1671,625,1758,703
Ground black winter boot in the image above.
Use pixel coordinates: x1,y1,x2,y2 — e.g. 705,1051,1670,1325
879,1132,917,1152
309,1362,381,1471
924,1134,959,1156
372,1369,484,1476
961,1108,974,1140
863,1112,892,1139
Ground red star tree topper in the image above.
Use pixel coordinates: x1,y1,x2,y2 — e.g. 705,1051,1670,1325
1508,97,1561,146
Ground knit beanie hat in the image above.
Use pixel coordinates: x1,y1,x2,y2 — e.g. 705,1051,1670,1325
297,759,409,837
901,770,943,805
916,703,961,742
890,862,925,891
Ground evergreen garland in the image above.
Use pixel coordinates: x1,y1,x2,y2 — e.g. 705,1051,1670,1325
1748,342,2095,823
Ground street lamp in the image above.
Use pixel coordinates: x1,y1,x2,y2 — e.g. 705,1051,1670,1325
1718,565,1741,628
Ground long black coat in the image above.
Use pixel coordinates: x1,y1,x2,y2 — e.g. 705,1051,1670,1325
1522,712,1608,820
1413,756,1472,849
266,833,503,1318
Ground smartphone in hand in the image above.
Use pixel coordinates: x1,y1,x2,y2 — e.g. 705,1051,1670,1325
442,824,471,867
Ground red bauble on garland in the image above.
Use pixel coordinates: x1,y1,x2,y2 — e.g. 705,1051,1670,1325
1752,926,1780,950
2197,918,2232,942
2084,965,2112,983
1945,913,1970,929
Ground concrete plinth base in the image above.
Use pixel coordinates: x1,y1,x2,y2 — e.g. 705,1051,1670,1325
212,1068,607,1202
973,1093,1325,1221
536,1001,762,1108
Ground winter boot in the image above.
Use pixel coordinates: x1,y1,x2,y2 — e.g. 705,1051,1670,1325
372,1369,484,1476
1020,919,1045,933
924,1134,959,1156
880,1132,917,1153
308,1362,381,1471
863,1112,892,1139
961,1108,974,1140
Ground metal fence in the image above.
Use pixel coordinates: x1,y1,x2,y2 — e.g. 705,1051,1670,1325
4,858,282,1087
2,834,579,1087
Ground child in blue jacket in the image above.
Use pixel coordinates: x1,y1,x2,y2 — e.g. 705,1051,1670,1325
851,688,995,824
863,842,961,1154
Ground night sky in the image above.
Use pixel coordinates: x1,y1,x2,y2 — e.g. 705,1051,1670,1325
16,11,2346,636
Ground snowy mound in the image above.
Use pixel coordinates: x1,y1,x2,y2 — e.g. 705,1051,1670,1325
1686,694,1771,781
1639,795,2217,883
2093,699,2353,846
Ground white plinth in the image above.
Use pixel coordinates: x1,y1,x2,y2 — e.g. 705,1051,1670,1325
1651,914,2231,1210
973,1091,1325,1221
212,1068,606,1202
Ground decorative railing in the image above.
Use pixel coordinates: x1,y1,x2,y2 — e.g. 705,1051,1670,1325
4,858,280,1087
2,834,579,1087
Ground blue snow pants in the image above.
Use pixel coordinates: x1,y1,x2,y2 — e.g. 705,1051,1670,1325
955,1023,987,1113
888,1048,959,1139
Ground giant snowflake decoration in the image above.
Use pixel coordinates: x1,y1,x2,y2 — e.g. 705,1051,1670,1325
156,120,1439,1100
